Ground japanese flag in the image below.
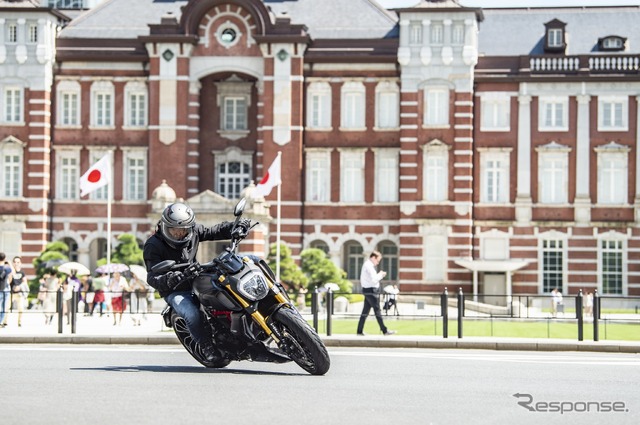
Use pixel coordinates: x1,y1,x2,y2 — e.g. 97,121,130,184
80,154,111,197
253,154,281,199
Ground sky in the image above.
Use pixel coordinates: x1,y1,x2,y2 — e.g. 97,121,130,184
376,0,640,8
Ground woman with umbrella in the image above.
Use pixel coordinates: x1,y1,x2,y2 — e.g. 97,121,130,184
108,271,130,325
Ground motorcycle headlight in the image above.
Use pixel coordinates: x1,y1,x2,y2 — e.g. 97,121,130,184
237,273,269,301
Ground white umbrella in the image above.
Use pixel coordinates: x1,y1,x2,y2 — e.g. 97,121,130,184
58,261,91,276
95,263,129,274
129,264,148,281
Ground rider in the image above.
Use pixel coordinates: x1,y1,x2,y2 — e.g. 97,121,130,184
143,202,250,361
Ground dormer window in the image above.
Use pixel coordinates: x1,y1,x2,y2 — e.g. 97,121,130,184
598,36,626,52
544,19,567,53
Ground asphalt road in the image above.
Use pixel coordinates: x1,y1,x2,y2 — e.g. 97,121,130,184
0,345,637,425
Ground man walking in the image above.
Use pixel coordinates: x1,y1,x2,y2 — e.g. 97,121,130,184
356,251,396,336
0,253,13,328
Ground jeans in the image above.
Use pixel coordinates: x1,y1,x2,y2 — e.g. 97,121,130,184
165,291,208,344
357,287,388,334
0,290,7,324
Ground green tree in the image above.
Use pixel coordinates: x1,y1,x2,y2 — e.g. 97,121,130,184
30,241,69,292
267,242,308,291
97,233,144,266
300,248,352,294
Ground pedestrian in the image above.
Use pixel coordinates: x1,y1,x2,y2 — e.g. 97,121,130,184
108,271,130,325
551,287,563,317
584,291,594,317
357,251,396,336
128,270,149,326
89,273,107,316
9,256,29,327
0,252,13,328
42,273,60,325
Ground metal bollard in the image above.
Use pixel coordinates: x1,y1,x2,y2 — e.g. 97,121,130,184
576,289,583,341
326,289,333,336
457,287,464,339
311,289,319,332
441,287,448,338
71,290,78,334
57,286,64,334
593,289,599,342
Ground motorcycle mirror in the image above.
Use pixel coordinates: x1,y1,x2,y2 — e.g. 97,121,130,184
150,259,176,273
234,197,247,217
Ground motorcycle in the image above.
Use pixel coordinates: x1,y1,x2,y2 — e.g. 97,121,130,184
152,197,331,375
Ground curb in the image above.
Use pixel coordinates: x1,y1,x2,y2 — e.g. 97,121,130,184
1,334,639,353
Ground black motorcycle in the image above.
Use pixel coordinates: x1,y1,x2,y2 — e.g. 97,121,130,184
152,198,330,375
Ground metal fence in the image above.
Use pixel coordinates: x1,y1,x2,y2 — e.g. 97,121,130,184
311,288,640,342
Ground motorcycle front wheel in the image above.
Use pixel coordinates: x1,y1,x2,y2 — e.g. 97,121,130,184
171,311,230,369
272,307,330,375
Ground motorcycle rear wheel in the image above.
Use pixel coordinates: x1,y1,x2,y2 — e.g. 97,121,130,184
171,311,230,369
272,307,330,375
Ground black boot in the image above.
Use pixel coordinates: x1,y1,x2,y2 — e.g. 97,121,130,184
200,342,220,362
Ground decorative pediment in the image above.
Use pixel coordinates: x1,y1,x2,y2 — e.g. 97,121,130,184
0,135,26,147
594,141,630,153
535,141,571,152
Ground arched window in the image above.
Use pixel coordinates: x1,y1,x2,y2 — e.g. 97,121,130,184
377,241,398,281
217,161,250,199
62,237,79,262
344,241,364,280
309,240,329,256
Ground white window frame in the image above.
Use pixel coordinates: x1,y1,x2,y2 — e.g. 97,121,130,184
538,96,568,131
0,137,24,199
424,87,449,127
212,147,252,200
422,140,450,203
480,149,511,204
90,81,114,128
123,148,147,201
548,28,563,48
374,148,398,203
340,81,366,130
597,232,628,296
375,81,399,130
215,80,252,140
423,226,448,283
124,81,148,128
56,149,80,201
28,24,38,44
431,23,444,45
480,93,511,132
7,23,17,44
306,81,332,130
340,149,365,203
538,231,568,294
57,80,81,127
306,149,331,203
536,142,570,204
409,22,422,45
598,95,628,131
595,142,630,205
3,87,24,124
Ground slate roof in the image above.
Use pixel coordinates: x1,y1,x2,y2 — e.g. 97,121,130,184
55,0,640,57
478,6,640,56
58,0,188,39
58,0,398,40
264,0,398,39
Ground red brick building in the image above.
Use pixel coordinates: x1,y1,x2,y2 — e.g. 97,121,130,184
0,0,638,300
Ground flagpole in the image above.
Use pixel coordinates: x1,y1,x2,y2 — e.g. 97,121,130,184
275,151,282,282
106,168,112,283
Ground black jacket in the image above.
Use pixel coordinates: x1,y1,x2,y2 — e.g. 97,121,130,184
143,222,234,297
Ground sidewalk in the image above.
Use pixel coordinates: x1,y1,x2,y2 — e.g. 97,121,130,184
1,310,639,353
